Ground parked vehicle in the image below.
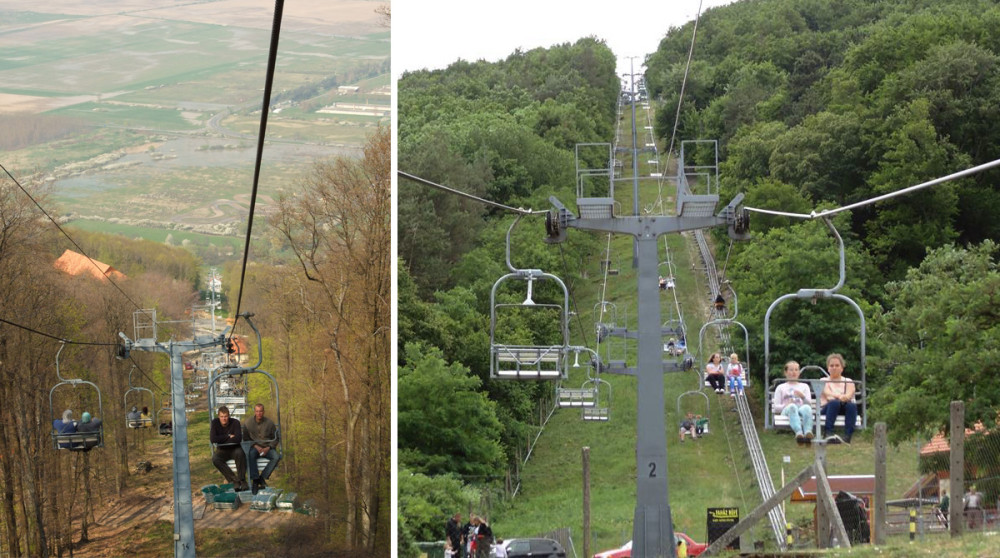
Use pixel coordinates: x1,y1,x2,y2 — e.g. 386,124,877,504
592,533,707,557
502,537,566,558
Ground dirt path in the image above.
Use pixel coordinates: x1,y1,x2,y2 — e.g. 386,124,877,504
75,426,310,556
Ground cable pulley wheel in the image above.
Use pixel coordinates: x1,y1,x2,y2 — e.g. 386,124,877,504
545,210,561,239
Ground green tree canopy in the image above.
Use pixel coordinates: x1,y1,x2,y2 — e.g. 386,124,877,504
871,242,1000,442
398,343,505,479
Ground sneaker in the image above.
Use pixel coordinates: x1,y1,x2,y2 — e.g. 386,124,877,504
738,390,745,396
251,479,260,495
795,434,805,446
843,434,852,445
730,392,736,397
826,434,843,445
805,432,815,441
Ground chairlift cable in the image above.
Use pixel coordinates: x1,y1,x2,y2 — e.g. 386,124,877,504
558,244,591,349
719,239,734,284
229,0,286,339
745,157,1000,220
653,0,705,213
0,162,149,316
397,171,542,215
127,355,166,394
0,316,116,346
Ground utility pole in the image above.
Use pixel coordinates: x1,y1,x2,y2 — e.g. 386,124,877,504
546,191,747,557
119,310,225,558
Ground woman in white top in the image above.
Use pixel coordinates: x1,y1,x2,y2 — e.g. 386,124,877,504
772,360,814,445
705,353,726,393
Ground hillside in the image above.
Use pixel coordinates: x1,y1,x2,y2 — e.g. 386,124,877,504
0,0,389,265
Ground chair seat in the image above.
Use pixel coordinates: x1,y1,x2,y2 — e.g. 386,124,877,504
227,458,271,473
773,412,861,428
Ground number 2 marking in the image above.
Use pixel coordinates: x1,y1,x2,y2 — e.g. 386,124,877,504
649,462,657,477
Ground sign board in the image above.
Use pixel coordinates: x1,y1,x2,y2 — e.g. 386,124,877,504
707,507,739,550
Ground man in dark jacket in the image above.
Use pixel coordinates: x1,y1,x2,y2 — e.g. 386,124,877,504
210,406,247,491
445,513,462,556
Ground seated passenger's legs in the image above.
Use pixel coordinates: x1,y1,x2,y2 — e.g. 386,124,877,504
213,446,247,485
707,375,725,391
842,400,857,439
249,447,280,481
799,404,814,435
782,405,804,435
821,401,838,435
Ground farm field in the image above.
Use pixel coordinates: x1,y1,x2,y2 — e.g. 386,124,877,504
0,0,389,260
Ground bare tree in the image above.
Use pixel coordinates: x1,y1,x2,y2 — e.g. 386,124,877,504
272,126,389,550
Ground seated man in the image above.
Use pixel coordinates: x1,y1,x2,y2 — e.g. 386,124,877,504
243,403,280,494
76,412,103,450
52,409,77,449
126,406,142,428
210,405,248,491
139,406,152,427
679,413,698,441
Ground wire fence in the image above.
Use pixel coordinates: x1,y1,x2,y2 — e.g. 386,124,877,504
879,401,1000,544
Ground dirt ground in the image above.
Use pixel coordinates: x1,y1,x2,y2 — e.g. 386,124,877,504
74,388,312,557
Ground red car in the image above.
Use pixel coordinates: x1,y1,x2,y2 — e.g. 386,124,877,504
593,533,707,557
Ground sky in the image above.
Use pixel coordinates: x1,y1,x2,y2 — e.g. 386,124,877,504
393,0,739,77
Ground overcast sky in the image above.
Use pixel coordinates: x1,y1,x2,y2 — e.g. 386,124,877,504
393,0,739,77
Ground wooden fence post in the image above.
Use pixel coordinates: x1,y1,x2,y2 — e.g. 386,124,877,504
874,422,887,545
583,447,591,558
949,401,964,537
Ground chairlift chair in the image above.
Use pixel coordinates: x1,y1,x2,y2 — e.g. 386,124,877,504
556,348,601,408
489,217,571,380
593,301,625,370
49,343,104,451
766,365,864,431
581,377,612,422
208,315,283,483
157,403,173,436
697,318,752,389
676,390,711,435
124,366,156,429
762,218,867,430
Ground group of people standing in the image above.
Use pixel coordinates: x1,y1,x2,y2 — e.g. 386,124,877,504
445,513,498,558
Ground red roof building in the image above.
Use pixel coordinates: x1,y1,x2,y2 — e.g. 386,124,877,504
53,249,126,281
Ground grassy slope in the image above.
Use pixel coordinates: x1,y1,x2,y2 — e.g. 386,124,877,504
489,102,925,555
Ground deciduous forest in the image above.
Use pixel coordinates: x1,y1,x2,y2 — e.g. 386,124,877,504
0,127,389,556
